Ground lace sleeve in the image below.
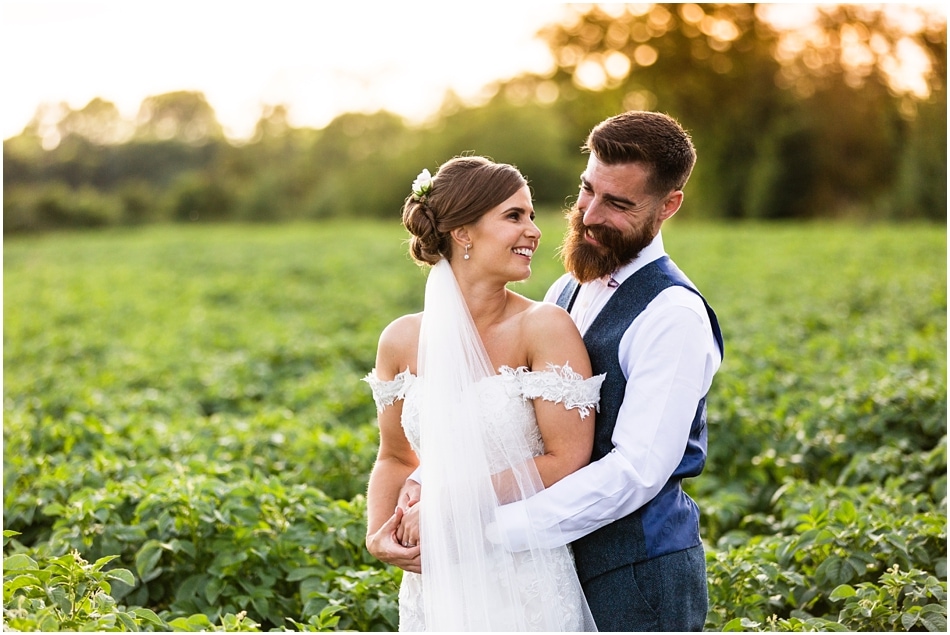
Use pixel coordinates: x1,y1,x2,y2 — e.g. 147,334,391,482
362,367,413,413
520,363,606,419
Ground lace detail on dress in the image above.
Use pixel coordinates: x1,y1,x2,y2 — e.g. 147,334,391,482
362,367,414,412
505,364,606,419
363,363,600,631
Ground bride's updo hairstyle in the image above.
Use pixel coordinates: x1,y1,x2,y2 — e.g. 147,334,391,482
402,156,527,265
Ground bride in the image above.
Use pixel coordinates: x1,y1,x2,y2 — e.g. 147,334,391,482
363,156,603,631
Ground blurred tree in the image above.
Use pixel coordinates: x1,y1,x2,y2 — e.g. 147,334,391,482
17,102,70,150
239,105,319,214
57,98,132,145
533,4,782,218
302,111,416,218
3,133,43,189
4,4,944,232
227,123,319,223
764,4,945,99
890,92,947,220
251,103,293,143
106,139,221,188
536,3,947,220
134,91,223,144
422,92,582,207
167,172,234,222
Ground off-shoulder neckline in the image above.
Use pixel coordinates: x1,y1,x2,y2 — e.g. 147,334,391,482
369,363,592,383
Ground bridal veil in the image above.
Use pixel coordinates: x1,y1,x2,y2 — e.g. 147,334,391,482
415,258,596,631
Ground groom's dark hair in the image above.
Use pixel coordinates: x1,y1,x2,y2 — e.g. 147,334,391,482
584,111,696,195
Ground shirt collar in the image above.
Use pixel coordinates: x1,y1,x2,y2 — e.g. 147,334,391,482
602,232,667,288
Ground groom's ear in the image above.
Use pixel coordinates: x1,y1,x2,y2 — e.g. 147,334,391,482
658,191,684,222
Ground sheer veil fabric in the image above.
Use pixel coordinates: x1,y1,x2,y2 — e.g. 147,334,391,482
416,259,597,631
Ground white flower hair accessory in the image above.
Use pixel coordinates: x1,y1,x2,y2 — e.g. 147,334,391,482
411,169,433,200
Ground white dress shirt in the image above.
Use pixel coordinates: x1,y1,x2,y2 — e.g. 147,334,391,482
492,232,722,551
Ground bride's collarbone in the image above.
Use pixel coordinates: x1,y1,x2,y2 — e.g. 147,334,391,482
483,335,531,373
480,304,537,371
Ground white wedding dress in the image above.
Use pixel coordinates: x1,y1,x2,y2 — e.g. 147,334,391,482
365,363,603,632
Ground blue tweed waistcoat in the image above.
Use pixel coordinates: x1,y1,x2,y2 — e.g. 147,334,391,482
556,256,723,583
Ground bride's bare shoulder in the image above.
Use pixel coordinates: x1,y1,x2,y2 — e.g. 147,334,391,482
521,297,576,332
519,299,589,370
504,294,580,347
376,313,421,376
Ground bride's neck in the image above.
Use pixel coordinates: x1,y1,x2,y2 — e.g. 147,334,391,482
457,276,510,331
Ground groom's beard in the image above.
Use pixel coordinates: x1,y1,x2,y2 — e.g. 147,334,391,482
561,205,658,283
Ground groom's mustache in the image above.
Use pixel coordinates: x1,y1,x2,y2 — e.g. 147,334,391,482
569,209,626,250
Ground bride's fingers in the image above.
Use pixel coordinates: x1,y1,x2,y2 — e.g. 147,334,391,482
394,513,406,544
386,508,418,549
399,504,421,547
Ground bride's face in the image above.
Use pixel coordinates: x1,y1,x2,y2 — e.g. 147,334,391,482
463,185,540,283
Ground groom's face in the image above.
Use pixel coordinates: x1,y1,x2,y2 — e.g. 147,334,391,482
561,155,674,283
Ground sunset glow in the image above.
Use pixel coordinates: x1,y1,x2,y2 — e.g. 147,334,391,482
2,2,944,141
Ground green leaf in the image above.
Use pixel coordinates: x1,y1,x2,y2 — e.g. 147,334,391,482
108,524,148,541
314,604,344,629
775,539,798,567
168,538,197,557
4,573,42,593
723,617,761,631
116,612,139,630
829,584,857,600
175,573,210,603
251,594,271,621
834,499,858,524
169,613,215,631
209,548,248,573
91,554,120,571
300,576,327,599
131,607,167,628
287,566,326,582
105,567,136,587
816,555,856,586
814,528,837,545
902,609,921,630
919,604,948,632
795,528,819,549
134,540,164,580
205,576,226,604
3,554,37,571
41,502,67,517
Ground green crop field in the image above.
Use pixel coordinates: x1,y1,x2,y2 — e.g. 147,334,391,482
3,219,946,631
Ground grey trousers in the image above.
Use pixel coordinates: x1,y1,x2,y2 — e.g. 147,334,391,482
581,544,708,632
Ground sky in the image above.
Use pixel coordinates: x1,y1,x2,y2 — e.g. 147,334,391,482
3,2,944,143
1,1,566,141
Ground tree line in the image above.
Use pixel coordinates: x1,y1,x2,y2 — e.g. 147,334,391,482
3,3,946,234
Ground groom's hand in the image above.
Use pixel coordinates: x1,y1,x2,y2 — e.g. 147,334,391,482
366,507,422,574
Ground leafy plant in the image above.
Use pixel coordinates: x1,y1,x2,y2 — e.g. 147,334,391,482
3,530,160,631
4,221,945,630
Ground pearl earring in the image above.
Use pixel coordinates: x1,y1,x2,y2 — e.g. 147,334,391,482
464,244,471,260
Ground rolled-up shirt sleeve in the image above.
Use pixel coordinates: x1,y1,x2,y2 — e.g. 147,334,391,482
493,288,721,551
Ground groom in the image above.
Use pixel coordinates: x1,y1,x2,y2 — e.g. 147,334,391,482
375,111,723,632
497,110,723,631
